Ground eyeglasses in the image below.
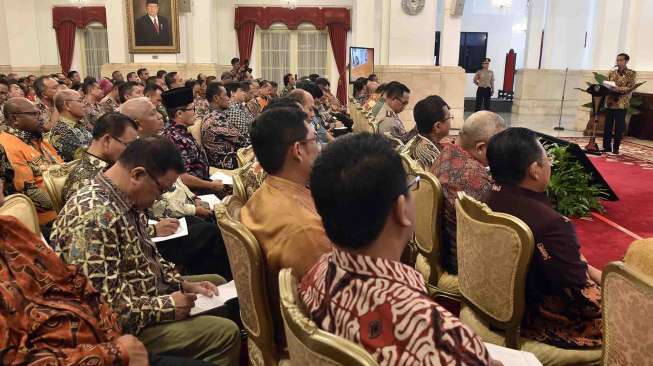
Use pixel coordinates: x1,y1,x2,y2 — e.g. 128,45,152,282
395,97,410,106
64,98,84,104
299,136,319,145
12,111,39,117
144,169,175,194
111,136,130,147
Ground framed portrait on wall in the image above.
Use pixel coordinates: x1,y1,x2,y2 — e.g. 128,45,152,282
126,0,180,53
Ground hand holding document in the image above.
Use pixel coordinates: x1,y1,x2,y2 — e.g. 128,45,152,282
190,280,239,316
198,194,221,210
210,171,233,185
148,217,188,243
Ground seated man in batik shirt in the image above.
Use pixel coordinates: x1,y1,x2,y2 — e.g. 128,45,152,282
0,97,63,228
50,89,93,162
160,87,223,195
99,80,122,114
51,137,241,364
432,111,505,276
224,81,255,141
241,103,331,346
300,133,492,366
404,95,452,171
487,128,603,351
201,83,248,170
81,77,104,131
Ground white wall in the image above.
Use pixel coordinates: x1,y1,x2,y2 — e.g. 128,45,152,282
458,0,528,98
540,0,593,70
387,0,436,65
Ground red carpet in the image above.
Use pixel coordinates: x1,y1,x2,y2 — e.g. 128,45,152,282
572,153,653,269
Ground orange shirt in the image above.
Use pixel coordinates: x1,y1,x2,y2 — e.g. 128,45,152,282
0,132,62,224
240,174,332,345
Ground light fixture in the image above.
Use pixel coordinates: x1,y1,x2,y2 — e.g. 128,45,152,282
281,0,298,9
491,0,513,9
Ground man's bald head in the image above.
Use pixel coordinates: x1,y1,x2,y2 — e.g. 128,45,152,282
119,97,154,120
4,97,40,132
119,97,163,136
367,81,379,94
3,97,32,122
459,111,506,150
54,89,81,112
288,89,315,120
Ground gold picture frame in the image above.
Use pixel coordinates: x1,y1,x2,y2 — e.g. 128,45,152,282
126,0,180,54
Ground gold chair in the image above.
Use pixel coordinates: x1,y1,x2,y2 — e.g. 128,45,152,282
278,268,379,366
189,119,202,145
623,238,653,279
455,192,601,365
237,145,255,168
399,154,459,300
42,161,76,213
602,261,653,366
215,203,288,366
0,194,41,235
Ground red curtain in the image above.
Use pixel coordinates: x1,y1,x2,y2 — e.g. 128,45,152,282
52,6,106,74
328,23,348,104
237,22,256,63
55,22,77,74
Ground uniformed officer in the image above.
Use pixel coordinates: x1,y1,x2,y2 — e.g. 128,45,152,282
375,81,416,144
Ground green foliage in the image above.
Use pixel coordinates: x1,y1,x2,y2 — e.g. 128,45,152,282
545,145,607,218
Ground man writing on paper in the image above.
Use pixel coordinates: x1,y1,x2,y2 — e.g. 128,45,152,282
51,137,241,365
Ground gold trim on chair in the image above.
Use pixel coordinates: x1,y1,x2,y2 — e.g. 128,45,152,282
602,261,653,366
215,203,286,365
0,194,41,235
189,119,202,145
42,162,76,213
279,269,379,366
237,145,255,168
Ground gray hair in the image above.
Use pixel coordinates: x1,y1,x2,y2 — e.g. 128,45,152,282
459,111,506,150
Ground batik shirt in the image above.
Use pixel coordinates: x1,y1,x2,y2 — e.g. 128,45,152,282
605,67,637,109
0,216,127,365
82,99,103,130
404,134,443,171
0,128,63,224
194,96,210,121
162,123,210,180
99,95,119,114
50,115,93,162
35,97,53,130
300,249,491,366
432,143,494,274
150,178,197,219
280,85,294,97
201,107,249,170
225,101,254,141
52,172,183,334
0,144,15,196
61,150,108,203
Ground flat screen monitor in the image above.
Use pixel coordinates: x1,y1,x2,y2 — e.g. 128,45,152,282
349,47,374,82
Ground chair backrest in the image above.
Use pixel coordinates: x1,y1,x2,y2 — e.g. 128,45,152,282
278,268,380,366
368,120,379,134
237,145,255,168
455,191,534,349
42,161,76,213
232,160,266,203
0,194,41,235
189,119,202,145
215,203,281,365
602,261,653,365
412,170,444,285
623,238,653,279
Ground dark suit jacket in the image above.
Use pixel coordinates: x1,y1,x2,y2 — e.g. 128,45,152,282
134,14,171,46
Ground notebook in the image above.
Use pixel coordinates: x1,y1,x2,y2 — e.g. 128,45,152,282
210,171,234,185
190,280,239,316
483,343,542,366
198,194,221,210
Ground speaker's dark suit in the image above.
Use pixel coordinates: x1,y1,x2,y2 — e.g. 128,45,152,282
134,14,171,46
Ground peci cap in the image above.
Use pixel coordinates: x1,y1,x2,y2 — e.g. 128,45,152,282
161,86,193,109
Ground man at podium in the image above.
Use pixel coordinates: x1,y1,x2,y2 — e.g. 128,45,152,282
603,53,636,155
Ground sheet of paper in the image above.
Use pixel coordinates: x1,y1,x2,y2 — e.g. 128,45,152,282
190,280,239,316
210,171,233,185
484,343,542,366
198,194,221,210
148,217,189,243
602,80,617,90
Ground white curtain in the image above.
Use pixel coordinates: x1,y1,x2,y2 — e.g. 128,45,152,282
297,31,328,79
260,31,290,86
84,27,109,80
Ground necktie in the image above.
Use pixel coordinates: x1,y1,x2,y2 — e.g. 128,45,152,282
153,18,159,34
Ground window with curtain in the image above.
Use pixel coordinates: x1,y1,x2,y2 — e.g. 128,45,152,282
258,23,330,87
83,26,109,80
